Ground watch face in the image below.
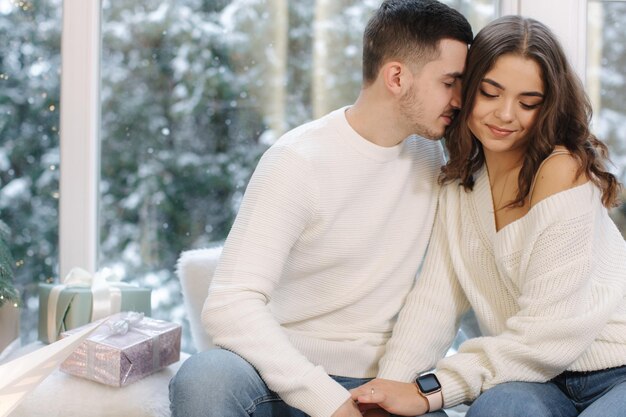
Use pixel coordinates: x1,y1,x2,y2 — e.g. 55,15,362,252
417,374,441,394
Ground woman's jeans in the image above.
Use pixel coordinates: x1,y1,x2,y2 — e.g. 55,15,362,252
466,365,626,417
169,348,447,417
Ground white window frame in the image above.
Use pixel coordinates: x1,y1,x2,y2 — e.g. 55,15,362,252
57,0,591,278
505,0,588,80
59,0,101,277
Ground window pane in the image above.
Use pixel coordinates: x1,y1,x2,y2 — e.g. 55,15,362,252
441,0,498,31
99,0,496,352
587,0,626,234
0,0,61,343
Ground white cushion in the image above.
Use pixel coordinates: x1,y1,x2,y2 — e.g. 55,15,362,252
6,342,188,417
175,247,222,352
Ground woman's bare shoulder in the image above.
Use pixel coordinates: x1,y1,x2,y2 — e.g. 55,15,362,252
530,150,588,207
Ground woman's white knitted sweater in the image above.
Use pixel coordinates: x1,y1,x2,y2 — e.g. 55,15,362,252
378,166,626,408
202,107,444,417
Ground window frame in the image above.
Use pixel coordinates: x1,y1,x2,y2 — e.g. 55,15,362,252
59,0,101,277
57,0,592,277
513,0,588,80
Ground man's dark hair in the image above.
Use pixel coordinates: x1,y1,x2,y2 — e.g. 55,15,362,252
362,0,473,85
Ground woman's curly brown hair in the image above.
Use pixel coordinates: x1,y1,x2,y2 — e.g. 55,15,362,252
441,15,620,208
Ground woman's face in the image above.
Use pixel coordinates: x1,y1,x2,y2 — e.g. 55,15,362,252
468,53,544,156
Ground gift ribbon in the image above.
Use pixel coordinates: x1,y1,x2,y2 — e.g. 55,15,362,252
108,312,162,379
47,268,133,343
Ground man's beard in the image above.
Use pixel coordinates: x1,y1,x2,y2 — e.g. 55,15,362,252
399,88,444,140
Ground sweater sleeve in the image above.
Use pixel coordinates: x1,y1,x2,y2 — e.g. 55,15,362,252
435,193,626,407
377,195,471,382
201,145,350,417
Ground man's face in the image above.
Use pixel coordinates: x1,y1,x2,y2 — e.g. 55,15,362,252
399,39,468,140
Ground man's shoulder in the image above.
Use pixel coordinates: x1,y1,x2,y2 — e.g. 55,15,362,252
405,135,444,157
278,109,342,143
402,135,445,177
268,109,344,161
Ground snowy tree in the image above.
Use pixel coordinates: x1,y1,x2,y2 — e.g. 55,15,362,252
95,1,382,346
0,220,18,306
0,0,62,338
589,2,626,232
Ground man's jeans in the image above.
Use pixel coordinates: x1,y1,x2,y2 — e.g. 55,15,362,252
466,365,626,417
169,348,447,417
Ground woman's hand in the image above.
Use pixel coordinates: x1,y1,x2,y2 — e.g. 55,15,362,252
350,379,429,416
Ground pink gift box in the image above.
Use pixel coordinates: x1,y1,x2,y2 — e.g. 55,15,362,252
60,312,181,387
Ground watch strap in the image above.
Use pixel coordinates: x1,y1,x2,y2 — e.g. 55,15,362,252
423,388,443,412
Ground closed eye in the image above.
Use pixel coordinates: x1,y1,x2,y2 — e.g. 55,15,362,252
479,89,497,98
520,102,542,110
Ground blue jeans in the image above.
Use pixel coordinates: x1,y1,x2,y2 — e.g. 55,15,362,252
169,348,448,417
466,365,626,417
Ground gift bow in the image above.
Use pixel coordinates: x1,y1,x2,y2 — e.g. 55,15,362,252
47,267,133,343
106,311,145,336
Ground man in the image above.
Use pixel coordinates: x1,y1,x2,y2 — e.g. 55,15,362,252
169,1,471,416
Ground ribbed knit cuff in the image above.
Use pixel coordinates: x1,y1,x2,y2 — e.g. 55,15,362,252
435,369,470,408
285,367,351,417
376,359,416,382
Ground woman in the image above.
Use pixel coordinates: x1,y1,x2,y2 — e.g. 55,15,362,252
351,15,626,417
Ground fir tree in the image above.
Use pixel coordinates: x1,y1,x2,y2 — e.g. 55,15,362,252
0,220,18,307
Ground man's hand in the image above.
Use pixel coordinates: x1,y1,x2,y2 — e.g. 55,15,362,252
350,379,429,416
330,398,364,417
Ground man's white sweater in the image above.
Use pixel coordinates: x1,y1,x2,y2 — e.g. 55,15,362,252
379,166,626,408
202,107,444,417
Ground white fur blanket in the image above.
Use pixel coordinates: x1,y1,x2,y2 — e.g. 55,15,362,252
7,345,188,417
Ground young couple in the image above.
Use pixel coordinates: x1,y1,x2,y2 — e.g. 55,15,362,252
170,1,626,416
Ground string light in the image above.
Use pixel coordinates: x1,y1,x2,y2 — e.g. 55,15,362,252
10,0,33,11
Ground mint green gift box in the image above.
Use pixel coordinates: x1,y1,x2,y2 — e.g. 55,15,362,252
38,283,151,344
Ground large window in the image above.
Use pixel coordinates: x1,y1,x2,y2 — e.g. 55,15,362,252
587,0,626,234
97,0,497,351
0,0,61,341
13,1,609,350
